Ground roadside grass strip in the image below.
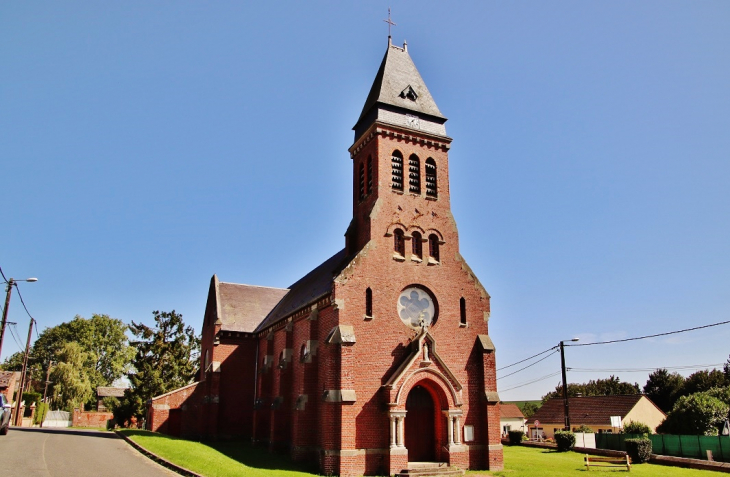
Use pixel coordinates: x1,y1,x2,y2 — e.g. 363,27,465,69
118,430,317,477
469,446,727,476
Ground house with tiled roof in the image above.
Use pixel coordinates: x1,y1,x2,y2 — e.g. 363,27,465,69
0,371,20,402
147,35,504,476
527,394,666,439
499,403,526,437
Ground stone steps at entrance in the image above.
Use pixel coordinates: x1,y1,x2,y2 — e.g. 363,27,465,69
395,462,465,477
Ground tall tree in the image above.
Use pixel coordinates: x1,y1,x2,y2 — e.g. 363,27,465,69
682,369,728,396
542,376,640,402
643,368,685,413
115,310,199,425
50,342,93,412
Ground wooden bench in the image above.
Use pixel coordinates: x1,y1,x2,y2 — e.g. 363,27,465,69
584,454,631,471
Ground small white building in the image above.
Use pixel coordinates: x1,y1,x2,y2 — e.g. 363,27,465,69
500,403,526,437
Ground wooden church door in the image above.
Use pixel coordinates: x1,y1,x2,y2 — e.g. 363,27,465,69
405,385,436,462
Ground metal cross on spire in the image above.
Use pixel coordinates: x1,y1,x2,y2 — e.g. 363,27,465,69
383,8,396,38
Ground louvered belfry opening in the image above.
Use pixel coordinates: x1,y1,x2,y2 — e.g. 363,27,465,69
391,150,404,191
359,162,365,200
425,158,437,198
408,154,421,194
367,156,373,195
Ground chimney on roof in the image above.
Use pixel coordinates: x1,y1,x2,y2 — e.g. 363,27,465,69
403,40,408,52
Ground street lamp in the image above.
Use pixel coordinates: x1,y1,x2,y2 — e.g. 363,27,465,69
560,338,579,431
0,277,38,359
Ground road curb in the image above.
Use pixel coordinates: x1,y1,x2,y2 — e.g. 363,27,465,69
115,430,204,477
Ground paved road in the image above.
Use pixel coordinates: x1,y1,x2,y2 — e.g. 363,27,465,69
0,427,176,477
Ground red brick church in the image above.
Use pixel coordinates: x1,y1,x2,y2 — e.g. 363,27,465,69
148,37,504,476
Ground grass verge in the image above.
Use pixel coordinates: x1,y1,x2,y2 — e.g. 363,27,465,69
118,430,317,477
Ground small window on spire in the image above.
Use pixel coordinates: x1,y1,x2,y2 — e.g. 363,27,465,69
409,154,421,194
426,158,437,198
359,162,365,200
392,151,403,191
367,156,373,195
400,85,418,102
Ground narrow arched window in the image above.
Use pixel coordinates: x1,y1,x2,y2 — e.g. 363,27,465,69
428,234,440,262
394,229,405,256
409,154,421,194
365,287,373,317
367,156,373,195
391,151,403,191
460,297,467,325
358,162,365,200
412,231,422,259
426,158,437,198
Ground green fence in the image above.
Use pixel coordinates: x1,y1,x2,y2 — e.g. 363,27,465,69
596,433,730,461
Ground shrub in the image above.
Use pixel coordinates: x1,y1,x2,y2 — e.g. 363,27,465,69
625,437,652,463
33,402,48,425
554,430,576,452
507,430,524,445
574,425,593,433
622,420,652,435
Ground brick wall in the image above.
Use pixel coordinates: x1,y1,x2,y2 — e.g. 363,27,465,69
72,409,114,428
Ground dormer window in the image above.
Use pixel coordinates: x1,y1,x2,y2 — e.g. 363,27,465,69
400,85,418,102
391,151,403,191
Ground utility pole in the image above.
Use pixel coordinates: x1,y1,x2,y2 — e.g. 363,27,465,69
42,361,54,403
0,280,14,359
560,338,579,431
13,318,34,426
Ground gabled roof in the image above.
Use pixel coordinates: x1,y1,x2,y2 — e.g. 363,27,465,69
500,403,525,419
255,249,349,332
97,386,127,398
355,41,445,130
530,395,659,426
216,281,289,333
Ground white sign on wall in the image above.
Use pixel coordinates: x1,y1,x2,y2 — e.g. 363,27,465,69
610,416,622,429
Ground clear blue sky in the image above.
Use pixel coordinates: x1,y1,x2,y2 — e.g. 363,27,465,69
2,2,729,400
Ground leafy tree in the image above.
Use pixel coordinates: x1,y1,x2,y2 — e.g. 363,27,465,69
657,391,728,436
643,368,685,413
682,369,727,396
50,342,93,412
0,351,24,371
542,376,640,402
575,425,594,433
520,402,539,419
33,314,133,398
724,354,730,383
115,310,199,425
622,421,652,435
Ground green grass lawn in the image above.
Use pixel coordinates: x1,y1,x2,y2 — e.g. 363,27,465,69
118,430,317,477
470,445,726,476
119,431,726,477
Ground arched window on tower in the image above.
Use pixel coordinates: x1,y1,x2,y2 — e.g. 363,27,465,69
409,154,421,194
367,156,373,195
428,234,440,262
365,287,373,317
358,162,365,200
394,229,405,257
411,231,422,259
460,297,467,325
426,158,437,198
391,151,403,191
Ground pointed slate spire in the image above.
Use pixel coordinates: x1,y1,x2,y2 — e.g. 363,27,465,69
354,41,448,140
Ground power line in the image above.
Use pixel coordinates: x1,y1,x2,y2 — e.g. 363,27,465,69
8,323,23,350
499,372,561,393
497,345,557,372
13,283,35,322
568,363,724,373
0,266,7,283
498,349,559,380
568,319,730,347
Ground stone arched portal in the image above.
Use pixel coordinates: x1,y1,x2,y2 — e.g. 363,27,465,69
405,384,436,462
